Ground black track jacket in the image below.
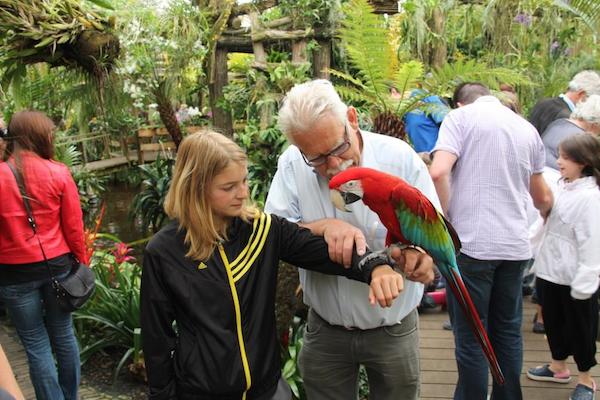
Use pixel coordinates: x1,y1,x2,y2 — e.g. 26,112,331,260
141,212,384,400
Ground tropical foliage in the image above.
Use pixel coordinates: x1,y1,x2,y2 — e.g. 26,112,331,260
0,0,119,85
130,156,174,233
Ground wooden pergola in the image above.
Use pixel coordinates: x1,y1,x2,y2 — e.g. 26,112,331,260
209,0,402,135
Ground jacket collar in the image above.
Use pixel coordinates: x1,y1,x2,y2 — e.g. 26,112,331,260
562,176,597,191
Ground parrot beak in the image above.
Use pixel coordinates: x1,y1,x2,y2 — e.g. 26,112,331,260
330,189,361,212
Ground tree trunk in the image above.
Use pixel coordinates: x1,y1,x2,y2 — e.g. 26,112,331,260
154,84,183,149
209,47,233,136
429,6,447,69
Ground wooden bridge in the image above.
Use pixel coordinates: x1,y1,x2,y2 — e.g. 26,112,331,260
55,126,203,173
2,300,597,399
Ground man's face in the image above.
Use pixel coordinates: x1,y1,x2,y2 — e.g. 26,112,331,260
291,110,362,179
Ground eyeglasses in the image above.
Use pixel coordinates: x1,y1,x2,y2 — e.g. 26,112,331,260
301,125,351,167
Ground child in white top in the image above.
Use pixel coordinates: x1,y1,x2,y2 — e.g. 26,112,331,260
527,134,600,400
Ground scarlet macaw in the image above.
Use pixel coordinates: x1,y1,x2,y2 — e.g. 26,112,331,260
329,166,505,385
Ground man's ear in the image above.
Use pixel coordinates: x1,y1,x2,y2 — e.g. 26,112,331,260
347,106,359,129
576,90,587,104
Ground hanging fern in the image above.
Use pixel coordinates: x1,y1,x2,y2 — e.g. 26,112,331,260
0,0,119,86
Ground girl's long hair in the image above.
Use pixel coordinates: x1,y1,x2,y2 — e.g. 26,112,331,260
4,110,55,161
559,133,600,187
164,130,257,261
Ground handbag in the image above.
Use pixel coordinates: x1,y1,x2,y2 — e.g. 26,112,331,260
6,161,95,312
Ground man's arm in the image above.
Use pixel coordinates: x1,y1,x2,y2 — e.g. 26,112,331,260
429,150,458,215
530,173,553,218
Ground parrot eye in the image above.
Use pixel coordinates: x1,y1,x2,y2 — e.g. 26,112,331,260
346,181,357,188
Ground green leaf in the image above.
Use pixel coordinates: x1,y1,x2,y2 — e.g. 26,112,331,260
84,0,115,10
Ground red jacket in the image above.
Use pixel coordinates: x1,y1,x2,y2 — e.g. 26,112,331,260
0,152,87,265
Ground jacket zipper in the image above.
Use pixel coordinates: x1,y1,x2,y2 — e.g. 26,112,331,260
218,244,252,399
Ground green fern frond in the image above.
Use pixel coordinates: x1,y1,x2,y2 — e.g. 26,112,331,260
328,69,369,92
426,59,531,99
338,0,392,113
555,0,600,37
334,84,379,106
391,60,425,103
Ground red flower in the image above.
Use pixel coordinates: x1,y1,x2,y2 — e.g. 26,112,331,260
112,242,136,264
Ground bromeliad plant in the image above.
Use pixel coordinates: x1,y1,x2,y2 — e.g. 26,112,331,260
74,235,144,383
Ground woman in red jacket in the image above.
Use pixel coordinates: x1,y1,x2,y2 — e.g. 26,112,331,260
0,111,86,400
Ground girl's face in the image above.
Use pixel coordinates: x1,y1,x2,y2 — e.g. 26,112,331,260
208,161,249,221
557,148,585,182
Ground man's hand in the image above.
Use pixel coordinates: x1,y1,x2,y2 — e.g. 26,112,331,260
321,219,367,267
389,246,435,284
368,265,404,307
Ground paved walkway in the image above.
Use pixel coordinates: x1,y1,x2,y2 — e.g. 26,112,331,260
1,300,598,399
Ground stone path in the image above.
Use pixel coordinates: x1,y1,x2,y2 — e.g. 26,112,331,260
0,318,132,400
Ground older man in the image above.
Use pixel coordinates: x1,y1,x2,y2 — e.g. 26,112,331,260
265,79,437,400
529,70,600,136
430,82,553,400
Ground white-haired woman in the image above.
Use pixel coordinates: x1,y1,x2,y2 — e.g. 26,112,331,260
542,94,600,169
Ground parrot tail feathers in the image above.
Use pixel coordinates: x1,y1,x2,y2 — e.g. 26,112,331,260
445,266,505,385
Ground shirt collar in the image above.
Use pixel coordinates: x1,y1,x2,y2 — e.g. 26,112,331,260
562,176,597,191
473,95,502,105
559,93,576,112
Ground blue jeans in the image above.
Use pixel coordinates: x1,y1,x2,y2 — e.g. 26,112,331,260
447,253,526,400
0,271,80,400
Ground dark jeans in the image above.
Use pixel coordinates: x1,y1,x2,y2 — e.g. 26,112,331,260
447,253,526,400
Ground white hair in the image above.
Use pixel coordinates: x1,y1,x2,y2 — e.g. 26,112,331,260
568,70,600,96
571,94,600,125
278,79,348,140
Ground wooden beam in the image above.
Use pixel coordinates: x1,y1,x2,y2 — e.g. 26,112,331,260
231,0,278,17
252,28,313,42
218,28,331,53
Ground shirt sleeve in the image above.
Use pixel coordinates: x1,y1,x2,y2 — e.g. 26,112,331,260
273,214,382,283
264,150,301,222
140,248,178,399
433,110,464,158
570,195,600,300
59,167,87,264
531,133,546,174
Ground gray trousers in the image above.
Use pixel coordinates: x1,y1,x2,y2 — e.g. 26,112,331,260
298,309,420,400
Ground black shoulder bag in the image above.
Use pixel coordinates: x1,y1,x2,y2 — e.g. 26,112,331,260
6,161,95,312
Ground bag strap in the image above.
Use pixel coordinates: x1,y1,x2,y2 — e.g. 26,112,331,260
6,161,59,285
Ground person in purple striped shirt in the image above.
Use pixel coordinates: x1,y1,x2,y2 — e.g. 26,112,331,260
429,82,554,400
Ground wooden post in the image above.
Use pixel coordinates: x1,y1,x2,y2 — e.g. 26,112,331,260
249,12,267,69
209,46,233,136
312,39,331,79
292,39,308,64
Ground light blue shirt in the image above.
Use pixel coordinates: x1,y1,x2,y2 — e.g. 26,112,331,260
433,96,545,260
265,130,440,329
559,93,576,112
